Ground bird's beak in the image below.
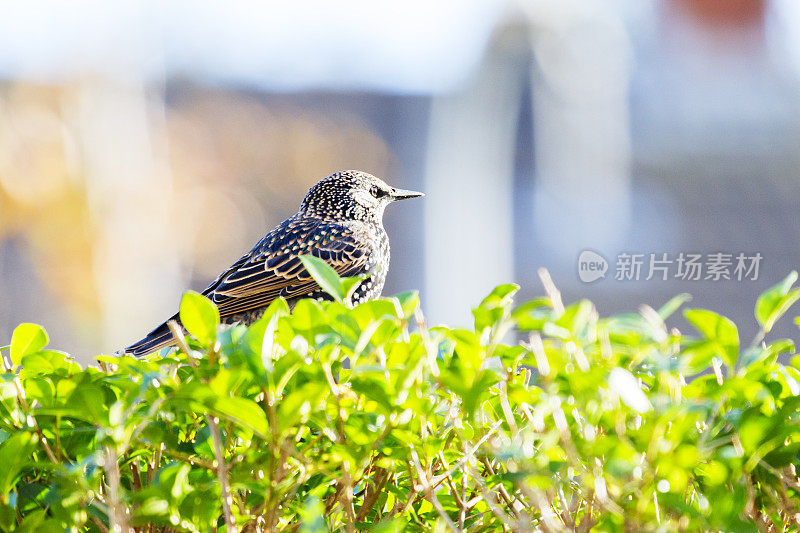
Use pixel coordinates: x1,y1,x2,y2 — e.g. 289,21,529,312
390,187,424,201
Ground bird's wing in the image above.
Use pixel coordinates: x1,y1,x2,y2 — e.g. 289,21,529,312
201,217,370,318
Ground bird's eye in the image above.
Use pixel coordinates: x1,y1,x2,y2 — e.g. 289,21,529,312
370,186,385,198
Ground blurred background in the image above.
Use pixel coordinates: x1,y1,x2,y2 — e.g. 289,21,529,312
1,0,799,362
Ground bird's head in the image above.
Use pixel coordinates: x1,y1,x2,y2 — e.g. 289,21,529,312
299,170,423,222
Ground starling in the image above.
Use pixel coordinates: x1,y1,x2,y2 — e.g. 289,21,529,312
125,170,423,356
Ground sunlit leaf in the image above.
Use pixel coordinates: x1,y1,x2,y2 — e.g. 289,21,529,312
684,308,739,368
211,396,269,438
179,291,220,346
299,254,345,303
0,432,36,496
756,271,799,333
10,323,48,366
608,367,651,413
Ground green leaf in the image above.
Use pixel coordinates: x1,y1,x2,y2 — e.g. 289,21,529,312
684,308,739,368
66,384,109,425
738,407,775,455
472,284,520,333
300,496,327,533
556,300,594,337
756,271,799,333
740,339,794,370
277,382,329,433
179,489,221,531
19,350,70,377
351,299,401,327
478,284,520,309
17,509,45,533
179,291,220,346
511,298,552,331
300,254,345,303
242,297,289,360
341,275,367,303
211,397,269,438
446,329,483,373
10,323,49,366
462,369,502,415
292,299,328,335
0,504,12,531
0,432,37,496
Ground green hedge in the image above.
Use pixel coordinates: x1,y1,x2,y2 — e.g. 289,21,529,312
2,265,800,532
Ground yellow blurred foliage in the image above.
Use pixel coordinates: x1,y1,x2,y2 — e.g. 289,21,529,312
0,81,394,352
0,84,99,320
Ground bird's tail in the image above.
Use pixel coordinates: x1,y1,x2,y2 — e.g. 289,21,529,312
125,314,180,357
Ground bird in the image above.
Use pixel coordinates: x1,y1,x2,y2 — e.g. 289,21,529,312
124,170,423,356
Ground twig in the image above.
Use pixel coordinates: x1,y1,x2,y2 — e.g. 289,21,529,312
103,446,131,533
208,416,236,533
12,376,59,464
393,464,421,518
529,333,550,378
711,357,724,385
148,443,163,485
323,360,357,532
498,383,518,436
338,471,357,533
516,483,566,533
468,466,528,533
480,457,522,520
410,446,459,533
749,328,766,351
459,450,469,528
356,467,390,522
55,415,62,462
413,307,440,377
265,442,290,530
576,493,596,532
441,474,467,528
428,419,504,489
89,514,110,533
129,460,143,492
168,320,198,367
538,268,564,316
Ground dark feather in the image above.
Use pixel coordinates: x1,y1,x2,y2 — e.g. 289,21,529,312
125,216,374,356
125,315,178,356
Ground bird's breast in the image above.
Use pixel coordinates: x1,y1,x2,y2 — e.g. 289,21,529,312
348,225,390,305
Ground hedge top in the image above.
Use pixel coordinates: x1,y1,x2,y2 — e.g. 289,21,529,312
1,265,800,532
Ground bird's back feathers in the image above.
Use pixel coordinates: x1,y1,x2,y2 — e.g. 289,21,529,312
125,215,385,356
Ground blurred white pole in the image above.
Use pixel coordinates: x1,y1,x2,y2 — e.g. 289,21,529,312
424,26,527,326
76,78,184,352
525,0,632,262
72,3,183,353
424,0,631,324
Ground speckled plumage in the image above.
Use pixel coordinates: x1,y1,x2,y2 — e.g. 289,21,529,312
125,170,423,356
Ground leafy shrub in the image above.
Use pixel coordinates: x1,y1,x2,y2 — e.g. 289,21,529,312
2,264,800,532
